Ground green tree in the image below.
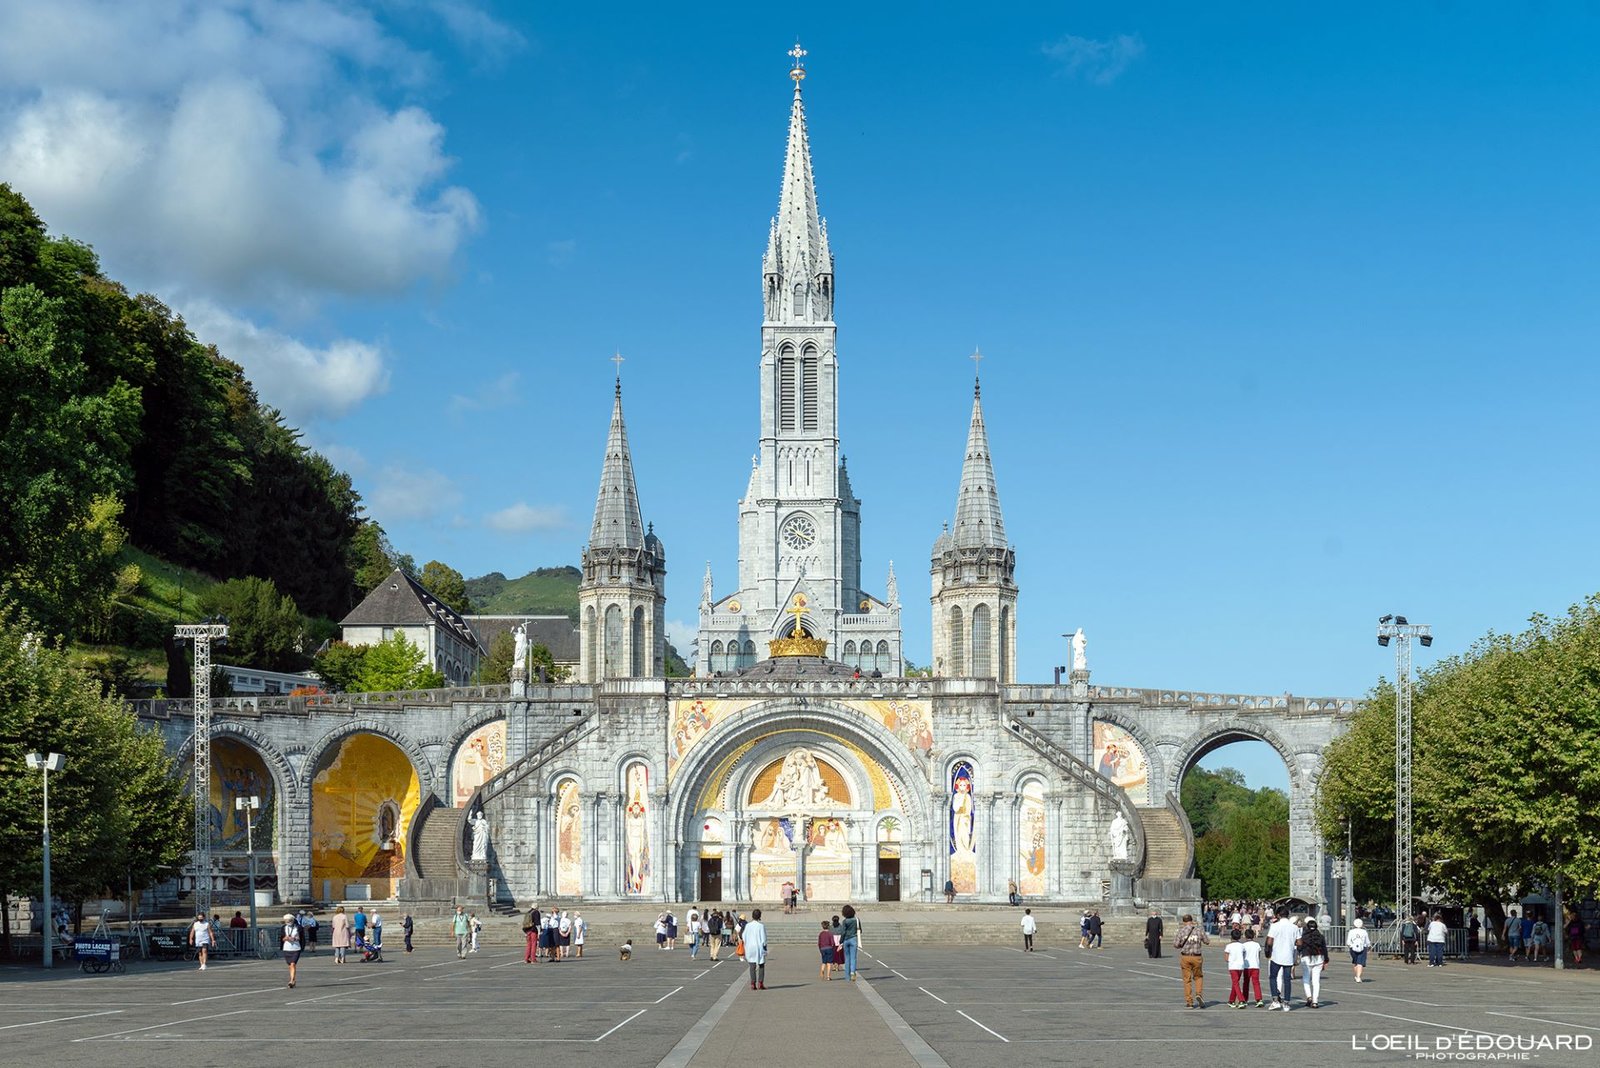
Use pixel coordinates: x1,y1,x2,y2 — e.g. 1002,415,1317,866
313,641,368,693
198,576,305,672
419,560,472,614
1314,684,1398,903
1182,765,1292,899
349,520,409,599
476,632,514,684
0,605,191,938
354,632,444,692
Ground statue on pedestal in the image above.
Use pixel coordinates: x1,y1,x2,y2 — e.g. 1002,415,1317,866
470,810,490,863
1072,628,1088,674
1108,811,1131,861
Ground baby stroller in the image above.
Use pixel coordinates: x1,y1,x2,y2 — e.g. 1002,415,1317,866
355,931,383,963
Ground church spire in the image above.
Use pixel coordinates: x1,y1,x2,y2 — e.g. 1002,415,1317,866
589,371,645,549
951,354,1007,549
764,42,833,323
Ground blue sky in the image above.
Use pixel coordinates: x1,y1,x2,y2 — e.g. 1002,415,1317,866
6,2,1600,789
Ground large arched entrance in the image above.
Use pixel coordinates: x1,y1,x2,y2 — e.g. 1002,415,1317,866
309,732,422,901
668,702,931,905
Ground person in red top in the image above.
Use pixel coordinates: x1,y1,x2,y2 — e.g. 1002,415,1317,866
817,921,836,980
229,911,248,929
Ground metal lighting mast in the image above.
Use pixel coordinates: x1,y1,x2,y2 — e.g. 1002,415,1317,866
1377,614,1431,921
176,620,228,916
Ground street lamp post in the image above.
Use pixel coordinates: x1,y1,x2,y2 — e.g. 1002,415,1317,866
235,796,261,942
24,752,66,969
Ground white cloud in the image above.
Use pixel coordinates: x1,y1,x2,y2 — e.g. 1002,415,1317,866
664,619,698,655
314,442,369,475
368,466,463,521
1042,33,1146,85
484,503,569,534
183,300,390,422
0,1,483,306
448,370,521,415
427,0,527,64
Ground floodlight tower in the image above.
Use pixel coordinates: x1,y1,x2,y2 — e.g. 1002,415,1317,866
1377,614,1432,920
176,619,229,915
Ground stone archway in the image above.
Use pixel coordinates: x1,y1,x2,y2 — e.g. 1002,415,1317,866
174,725,297,902
668,701,932,904
304,728,428,901
1167,722,1324,903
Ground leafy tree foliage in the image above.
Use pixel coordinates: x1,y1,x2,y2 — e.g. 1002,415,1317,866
0,605,190,931
1182,765,1291,900
477,632,514,684
313,641,368,694
197,577,306,672
419,560,472,614
356,632,445,692
1313,684,1398,902
349,521,413,602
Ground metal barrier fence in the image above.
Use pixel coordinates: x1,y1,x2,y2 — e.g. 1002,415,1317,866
1322,924,1469,959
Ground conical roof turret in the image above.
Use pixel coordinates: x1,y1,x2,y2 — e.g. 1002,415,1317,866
589,377,645,549
951,374,1007,549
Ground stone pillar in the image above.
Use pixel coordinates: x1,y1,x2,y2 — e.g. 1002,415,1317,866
281,786,313,903
1289,760,1321,902
984,791,1001,901
591,792,608,900
653,789,674,901
1108,859,1137,913
852,842,871,901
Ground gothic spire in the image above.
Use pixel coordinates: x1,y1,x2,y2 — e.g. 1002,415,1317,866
701,561,714,610
886,561,900,608
951,366,1007,549
588,374,645,549
764,42,833,323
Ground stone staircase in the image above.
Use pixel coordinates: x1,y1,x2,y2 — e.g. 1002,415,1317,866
1136,805,1193,880
412,799,464,880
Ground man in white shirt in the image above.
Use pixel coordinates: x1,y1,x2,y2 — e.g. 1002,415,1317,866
687,906,702,960
743,909,769,990
1426,913,1449,967
1264,907,1300,1010
1020,908,1038,952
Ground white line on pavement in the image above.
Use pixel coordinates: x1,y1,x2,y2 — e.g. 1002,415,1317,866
75,1008,251,1042
655,972,748,1068
1334,988,1442,1006
0,1010,123,1031
170,985,285,1006
1362,1011,1508,1037
919,987,947,1004
958,1010,1009,1042
287,988,371,1006
654,986,684,1004
1486,1011,1600,1030
594,1009,647,1042
893,969,910,980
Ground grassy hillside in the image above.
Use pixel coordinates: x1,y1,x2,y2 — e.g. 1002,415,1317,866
72,546,225,691
466,566,581,618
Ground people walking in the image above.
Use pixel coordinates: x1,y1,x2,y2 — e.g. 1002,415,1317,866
402,913,414,954
451,906,470,959
1265,906,1299,1010
1347,917,1371,982
303,910,319,954
1242,927,1265,1007
469,912,482,953
830,915,843,975
687,905,702,960
840,904,862,981
744,909,769,990
280,913,303,988
370,911,383,950
573,912,587,959
1400,914,1421,964
188,912,214,971
1089,910,1104,949
1299,919,1329,1008
1566,911,1585,966
707,909,724,960
1530,917,1550,963
1504,910,1522,961
1225,929,1247,1007
331,905,352,964
1079,911,1091,949
1021,908,1037,952
1145,909,1164,959
1174,913,1210,1008
818,920,836,980
353,906,367,947
522,905,541,963
944,879,956,904
655,912,669,950
1426,912,1448,967
1008,878,1020,906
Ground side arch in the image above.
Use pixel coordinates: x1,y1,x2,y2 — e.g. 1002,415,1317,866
299,719,437,800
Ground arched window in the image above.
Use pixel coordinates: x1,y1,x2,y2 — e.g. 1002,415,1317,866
778,346,796,430
621,762,652,895
603,605,623,679
584,605,598,682
801,348,819,431
999,606,1011,682
949,606,965,675
740,640,756,669
710,640,725,673
876,641,890,674
972,603,992,678
631,606,645,676
843,640,857,668
554,776,583,896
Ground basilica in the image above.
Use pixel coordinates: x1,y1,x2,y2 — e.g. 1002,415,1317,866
144,55,1358,915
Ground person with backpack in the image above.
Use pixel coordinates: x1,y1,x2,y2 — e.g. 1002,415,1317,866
707,910,725,960
1174,913,1210,1008
522,905,541,963
1400,914,1421,964
1347,917,1372,982
1299,919,1330,1008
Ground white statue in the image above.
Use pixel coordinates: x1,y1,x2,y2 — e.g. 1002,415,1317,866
1072,628,1087,673
470,811,490,862
512,623,528,675
756,749,830,809
1108,812,1131,861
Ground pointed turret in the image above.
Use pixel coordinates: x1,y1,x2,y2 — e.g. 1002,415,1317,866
589,378,645,549
579,370,666,681
931,362,1017,682
764,45,834,323
701,562,714,611
886,561,900,609
951,375,1007,549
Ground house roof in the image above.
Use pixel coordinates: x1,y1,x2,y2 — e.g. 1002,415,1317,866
341,568,485,654
465,614,582,664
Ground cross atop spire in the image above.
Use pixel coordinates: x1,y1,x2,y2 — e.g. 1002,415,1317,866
970,347,984,396
788,41,807,88
611,350,625,393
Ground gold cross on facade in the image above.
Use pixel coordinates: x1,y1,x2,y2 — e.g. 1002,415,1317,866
788,594,809,637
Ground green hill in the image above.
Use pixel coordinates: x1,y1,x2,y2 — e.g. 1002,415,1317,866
466,566,581,618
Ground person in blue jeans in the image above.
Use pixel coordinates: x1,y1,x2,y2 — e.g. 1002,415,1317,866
840,904,861,981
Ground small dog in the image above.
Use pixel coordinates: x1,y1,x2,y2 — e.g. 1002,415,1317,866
620,939,633,961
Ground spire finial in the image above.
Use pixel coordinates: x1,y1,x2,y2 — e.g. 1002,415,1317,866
788,41,807,89
611,350,625,394
970,347,983,396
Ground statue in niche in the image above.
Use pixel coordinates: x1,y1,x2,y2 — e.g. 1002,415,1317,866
470,809,490,862
1108,812,1131,861
755,748,830,810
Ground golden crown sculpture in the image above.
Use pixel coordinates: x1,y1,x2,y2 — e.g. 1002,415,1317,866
770,594,829,658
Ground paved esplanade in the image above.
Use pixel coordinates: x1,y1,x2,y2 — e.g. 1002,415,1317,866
3,934,1595,1068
